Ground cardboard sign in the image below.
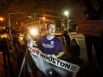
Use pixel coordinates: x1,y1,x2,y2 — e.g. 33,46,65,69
77,20,103,36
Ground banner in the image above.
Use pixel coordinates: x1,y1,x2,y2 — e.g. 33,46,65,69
77,20,103,36
18,47,80,77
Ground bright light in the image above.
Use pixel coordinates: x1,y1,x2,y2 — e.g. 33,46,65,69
42,16,46,20
1,33,8,38
29,27,39,37
64,10,69,17
0,17,4,21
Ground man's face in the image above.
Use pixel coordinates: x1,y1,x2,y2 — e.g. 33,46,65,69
47,24,56,36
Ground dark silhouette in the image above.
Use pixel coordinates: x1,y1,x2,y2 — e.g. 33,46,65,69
0,34,11,68
83,0,103,75
59,38,84,77
62,30,71,48
13,33,26,70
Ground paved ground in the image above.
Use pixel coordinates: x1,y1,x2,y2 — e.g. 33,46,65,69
70,33,103,77
70,33,97,64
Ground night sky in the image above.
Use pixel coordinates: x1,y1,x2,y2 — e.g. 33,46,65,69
0,0,83,18
0,0,103,20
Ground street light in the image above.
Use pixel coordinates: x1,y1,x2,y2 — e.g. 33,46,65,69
63,10,70,31
0,17,4,22
42,16,46,26
64,10,69,18
0,17,5,31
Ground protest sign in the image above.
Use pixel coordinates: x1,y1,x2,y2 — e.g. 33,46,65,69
18,47,80,77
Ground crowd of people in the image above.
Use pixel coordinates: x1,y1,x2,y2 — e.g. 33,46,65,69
0,21,102,77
